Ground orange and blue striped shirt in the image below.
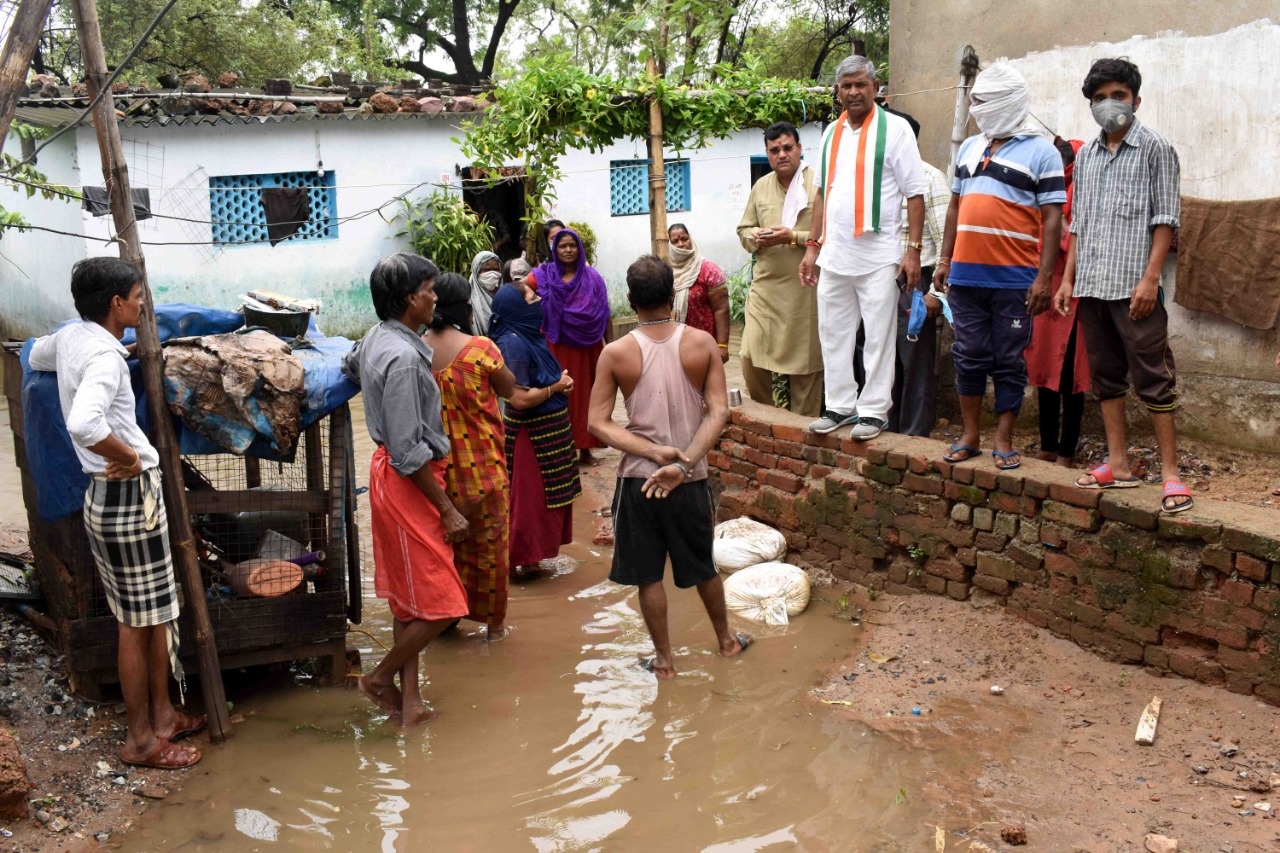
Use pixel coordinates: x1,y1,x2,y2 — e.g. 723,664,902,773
949,134,1066,289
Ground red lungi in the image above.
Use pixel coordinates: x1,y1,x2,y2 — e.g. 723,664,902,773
548,340,604,451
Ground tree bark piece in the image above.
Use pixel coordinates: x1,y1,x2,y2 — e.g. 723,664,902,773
0,0,56,155
70,0,231,743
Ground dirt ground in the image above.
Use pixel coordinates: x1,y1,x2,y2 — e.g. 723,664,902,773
810,583,1280,852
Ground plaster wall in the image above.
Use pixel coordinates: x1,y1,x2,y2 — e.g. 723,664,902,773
888,9,1280,451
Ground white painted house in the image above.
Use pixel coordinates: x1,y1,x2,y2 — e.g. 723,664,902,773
2,96,823,340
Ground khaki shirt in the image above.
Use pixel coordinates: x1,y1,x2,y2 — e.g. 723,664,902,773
735,167,823,376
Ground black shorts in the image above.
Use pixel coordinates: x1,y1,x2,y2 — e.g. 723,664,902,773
608,477,718,589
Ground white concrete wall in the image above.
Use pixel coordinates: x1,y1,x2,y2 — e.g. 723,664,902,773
544,123,826,296
1,116,828,340
0,131,84,338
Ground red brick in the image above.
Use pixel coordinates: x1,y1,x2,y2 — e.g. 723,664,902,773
1215,625,1251,651
865,446,889,464
1200,545,1233,572
1143,645,1170,669
939,524,976,548
977,552,1018,581
926,558,968,582
838,437,871,457
1219,578,1255,606
908,454,930,475
745,447,778,470
901,472,943,495
996,474,1024,495
1006,543,1044,570
886,450,909,470
1047,482,1102,508
773,438,804,460
736,412,773,435
1045,551,1081,578
1255,587,1280,615
1195,660,1227,686
1024,477,1050,499
990,492,1038,516
729,460,757,479
1204,599,1265,631
723,425,744,442
1048,574,1075,596
1168,562,1200,590
778,457,810,476
1253,683,1280,707
802,430,841,449
975,532,1009,551
1216,645,1261,672
1226,671,1255,695
707,450,731,470
956,547,976,567
771,423,805,443
973,468,998,490
1039,523,1067,549
1167,649,1204,679
1104,611,1160,645
1234,553,1270,582
943,481,988,505
858,462,902,486
1157,515,1221,543
951,464,975,485
1222,527,1280,562
764,470,803,494
1099,496,1159,531
924,574,948,594
810,465,833,480
930,458,953,479
973,574,1011,596
947,581,972,601
1042,500,1101,531
716,471,751,490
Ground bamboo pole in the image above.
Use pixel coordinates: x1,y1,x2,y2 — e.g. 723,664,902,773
946,46,980,182
70,0,231,743
645,55,669,262
0,0,55,154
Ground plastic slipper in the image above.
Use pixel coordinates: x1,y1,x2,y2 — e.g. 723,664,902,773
1076,464,1141,490
639,657,656,673
942,443,980,463
992,449,1021,471
734,632,753,654
120,739,201,770
1162,480,1194,514
167,710,207,741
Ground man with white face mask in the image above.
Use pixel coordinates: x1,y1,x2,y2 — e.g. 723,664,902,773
1054,58,1188,514
934,63,1065,471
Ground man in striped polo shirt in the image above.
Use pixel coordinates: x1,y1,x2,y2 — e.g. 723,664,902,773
935,63,1065,470
1054,58,1189,513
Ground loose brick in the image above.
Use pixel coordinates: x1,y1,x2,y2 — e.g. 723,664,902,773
886,450,909,470
940,524,976,548
723,425,744,442
1157,515,1222,543
975,532,1009,551
908,454,930,475
1218,579,1255,606
996,474,1024,495
930,458,953,479
1099,496,1159,531
973,574,1011,595
803,430,841,449
977,552,1018,582
771,423,805,443
707,450,731,470
1225,671,1255,695
1143,645,1170,670
1234,553,1270,582
1195,660,1227,686
1200,544,1233,572
1047,482,1102,508
866,446,889,464
925,574,949,595
902,472,943,495
1222,527,1280,562
838,437,871,457
764,470,803,494
956,547,976,567
972,507,994,531
1039,523,1067,549
951,465,975,485
1017,519,1041,545
1045,551,1081,578
926,558,968,582
993,513,1018,539
745,447,778,470
946,581,971,601
1255,587,1280,615
717,471,751,490
1167,649,1203,679
1006,542,1044,571
1042,500,1101,532
778,456,809,476
950,503,972,525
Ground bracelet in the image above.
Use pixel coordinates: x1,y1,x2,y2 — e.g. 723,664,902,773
545,386,553,401
805,239,820,248
673,461,691,477
717,343,728,349
937,257,951,265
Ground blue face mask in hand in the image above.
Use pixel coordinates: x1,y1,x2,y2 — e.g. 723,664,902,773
906,290,927,342
1091,99,1135,134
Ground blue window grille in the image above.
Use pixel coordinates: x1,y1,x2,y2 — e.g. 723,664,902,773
209,170,338,245
609,159,691,216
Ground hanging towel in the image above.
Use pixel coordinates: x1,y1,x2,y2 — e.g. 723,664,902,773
260,187,311,246
1173,196,1280,330
82,187,152,220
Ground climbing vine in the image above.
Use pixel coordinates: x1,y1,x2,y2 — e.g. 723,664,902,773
1,123,81,238
459,55,832,226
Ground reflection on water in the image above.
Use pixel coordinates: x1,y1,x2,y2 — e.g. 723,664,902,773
0,400,948,849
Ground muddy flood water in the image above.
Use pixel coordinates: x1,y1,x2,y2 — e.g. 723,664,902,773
98,399,956,851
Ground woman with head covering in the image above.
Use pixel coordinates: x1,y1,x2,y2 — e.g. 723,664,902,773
468,251,503,337
667,223,730,362
529,228,610,463
422,272,518,640
489,281,582,573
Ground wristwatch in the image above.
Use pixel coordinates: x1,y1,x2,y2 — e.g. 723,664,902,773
906,240,923,251
789,234,798,248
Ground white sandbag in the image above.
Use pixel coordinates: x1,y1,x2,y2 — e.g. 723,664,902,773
713,517,787,572
723,562,811,626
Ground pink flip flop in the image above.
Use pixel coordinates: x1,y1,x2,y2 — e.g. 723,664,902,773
1076,464,1140,490
1161,480,1194,514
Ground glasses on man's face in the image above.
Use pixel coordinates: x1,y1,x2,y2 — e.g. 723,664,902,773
767,144,797,155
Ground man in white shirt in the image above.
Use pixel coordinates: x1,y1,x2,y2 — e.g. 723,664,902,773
29,257,202,770
800,55,926,439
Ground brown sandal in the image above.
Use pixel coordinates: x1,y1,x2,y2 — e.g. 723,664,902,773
120,738,202,770
162,709,207,741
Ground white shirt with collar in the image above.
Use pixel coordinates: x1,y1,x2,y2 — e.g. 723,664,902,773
28,321,160,475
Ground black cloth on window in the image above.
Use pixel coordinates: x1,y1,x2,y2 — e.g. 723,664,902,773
82,187,152,220
260,187,311,246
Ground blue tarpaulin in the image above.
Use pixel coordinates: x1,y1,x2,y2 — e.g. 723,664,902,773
21,304,359,522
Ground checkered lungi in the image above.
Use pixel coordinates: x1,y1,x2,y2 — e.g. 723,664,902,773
83,467,184,688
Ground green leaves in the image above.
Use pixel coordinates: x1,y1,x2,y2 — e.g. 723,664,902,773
394,191,494,275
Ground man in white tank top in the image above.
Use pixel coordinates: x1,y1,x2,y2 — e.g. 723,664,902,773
588,256,752,678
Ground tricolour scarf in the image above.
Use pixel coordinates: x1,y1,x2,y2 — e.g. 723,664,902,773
819,105,888,241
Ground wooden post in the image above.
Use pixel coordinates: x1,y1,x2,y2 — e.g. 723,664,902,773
946,46,980,182
70,0,232,742
0,0,55,154
645,55,669,262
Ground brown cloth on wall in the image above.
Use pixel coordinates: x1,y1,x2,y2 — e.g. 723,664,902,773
260,187,311,246
1173,196,1280,330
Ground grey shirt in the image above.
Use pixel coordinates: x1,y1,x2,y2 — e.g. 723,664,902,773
1070,117,1181,301
342,319,450,476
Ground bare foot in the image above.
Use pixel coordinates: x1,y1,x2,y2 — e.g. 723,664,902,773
400,705,438,727
1271,484,1280,497
486,623,509,642
1056,456,1075,469
358,675,403,716
719,632,753,658
1033,450,1057,463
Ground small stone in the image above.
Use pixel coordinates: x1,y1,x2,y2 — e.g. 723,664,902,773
95,832,110,842
35,810,51,824
1194,764,1209,775
1221,744,1238,757
132,784,166,800
1144,834,1178,853
112,776,126,786
48,816,68,832
1255,802,1272,813
999,824,1027,845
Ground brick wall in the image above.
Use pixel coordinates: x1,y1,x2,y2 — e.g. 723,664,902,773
711,402,1280,706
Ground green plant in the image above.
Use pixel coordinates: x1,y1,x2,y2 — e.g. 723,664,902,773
395,190,494,275
608,293,636,318
567,220,598,265
1,123,80,238
725,260,751,324
907,545,926,562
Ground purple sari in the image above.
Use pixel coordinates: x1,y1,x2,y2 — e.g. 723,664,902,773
532,229,610,347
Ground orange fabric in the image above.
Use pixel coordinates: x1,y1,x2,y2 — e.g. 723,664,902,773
548,339,604,451
821,108,878,242
368,447,468,623
434,337,509,625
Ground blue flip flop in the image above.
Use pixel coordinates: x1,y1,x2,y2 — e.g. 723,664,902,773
992,449,1022,470
943,443,980,463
